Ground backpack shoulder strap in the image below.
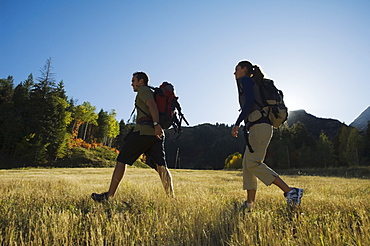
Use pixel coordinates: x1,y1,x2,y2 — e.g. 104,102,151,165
135,85,155,118
135,103,151,118
253,79,264,109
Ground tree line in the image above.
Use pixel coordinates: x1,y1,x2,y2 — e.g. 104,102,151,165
1,59,369,169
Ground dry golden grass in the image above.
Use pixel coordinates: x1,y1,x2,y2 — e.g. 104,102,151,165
0,167,369,245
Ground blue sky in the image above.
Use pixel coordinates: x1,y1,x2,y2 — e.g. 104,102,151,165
1,0,369,126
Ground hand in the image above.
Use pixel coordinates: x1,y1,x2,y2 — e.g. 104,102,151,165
154,125,164,139
231,125,240,138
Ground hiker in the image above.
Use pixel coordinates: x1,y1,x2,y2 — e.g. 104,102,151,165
92,71,174,202
231,60,303,209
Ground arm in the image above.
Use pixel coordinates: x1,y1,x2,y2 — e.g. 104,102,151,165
146,98,163,139
232,77,255,137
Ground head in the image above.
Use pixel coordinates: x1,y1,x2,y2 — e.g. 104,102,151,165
131,71,149,92
234,61,264,83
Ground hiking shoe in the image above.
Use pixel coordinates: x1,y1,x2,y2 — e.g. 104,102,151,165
91,192,109,202
284,188,303,206
239,201,252,212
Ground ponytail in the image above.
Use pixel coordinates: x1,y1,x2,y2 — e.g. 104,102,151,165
252,65,264,84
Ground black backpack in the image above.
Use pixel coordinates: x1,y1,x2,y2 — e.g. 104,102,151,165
255,78,288,128
239,78,288,153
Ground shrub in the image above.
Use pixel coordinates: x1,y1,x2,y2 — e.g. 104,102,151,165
224,152,243,169
56,147,117,167
91,146,118,161
55,147,151,169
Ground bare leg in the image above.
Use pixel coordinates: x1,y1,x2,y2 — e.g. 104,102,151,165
156,164,175,198
246,189,256,203
272,176,292,193
107,161,127,198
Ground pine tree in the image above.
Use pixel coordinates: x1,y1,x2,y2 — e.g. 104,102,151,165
0,76,14,104
97,109,109,144
363,121,370,165
346,127,363,166
23,58,71,164
0,76,17,155
8,75,35,158
317,131,336,168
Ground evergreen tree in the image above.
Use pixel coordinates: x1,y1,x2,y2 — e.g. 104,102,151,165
336,126,351,166
9,75,35,158
289,122,316,168
55,80,67,99
317,131,336,168
0,76,14,104
34,58,56,96
0,96,17,154
13,74,34,106
0,76,18,157
266,123,294,169
363,121,370,165
50,90,72,160
97,109,109,144
22,58,70,164
115,120,134,150
280,124,295,168
290,122,316,149
346,127,363,166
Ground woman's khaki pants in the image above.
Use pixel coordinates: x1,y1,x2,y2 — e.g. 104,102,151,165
243,123,279,190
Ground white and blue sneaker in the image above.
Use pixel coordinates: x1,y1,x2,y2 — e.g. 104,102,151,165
284,187,303,206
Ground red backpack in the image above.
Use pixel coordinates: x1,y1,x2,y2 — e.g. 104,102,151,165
135,82,189,133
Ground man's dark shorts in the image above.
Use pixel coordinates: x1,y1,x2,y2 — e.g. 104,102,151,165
117,131,166,169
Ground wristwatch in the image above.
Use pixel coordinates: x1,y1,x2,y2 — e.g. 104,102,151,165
153,121,159,126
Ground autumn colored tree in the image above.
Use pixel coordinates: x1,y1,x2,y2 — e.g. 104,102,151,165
70,101,98,141
106,110,119,147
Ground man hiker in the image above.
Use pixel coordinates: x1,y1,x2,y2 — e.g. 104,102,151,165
91,71,174,202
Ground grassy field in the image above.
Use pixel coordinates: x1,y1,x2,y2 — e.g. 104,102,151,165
0,167,369,245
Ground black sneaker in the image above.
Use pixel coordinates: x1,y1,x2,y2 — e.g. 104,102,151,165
91,192,109,202
284,188,303,206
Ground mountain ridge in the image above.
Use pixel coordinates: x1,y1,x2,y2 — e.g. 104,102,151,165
350,106,370,132
286,109,346,139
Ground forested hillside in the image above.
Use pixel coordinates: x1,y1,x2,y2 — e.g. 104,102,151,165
0,59,122,168
165,121,370,170
165,123,244,169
